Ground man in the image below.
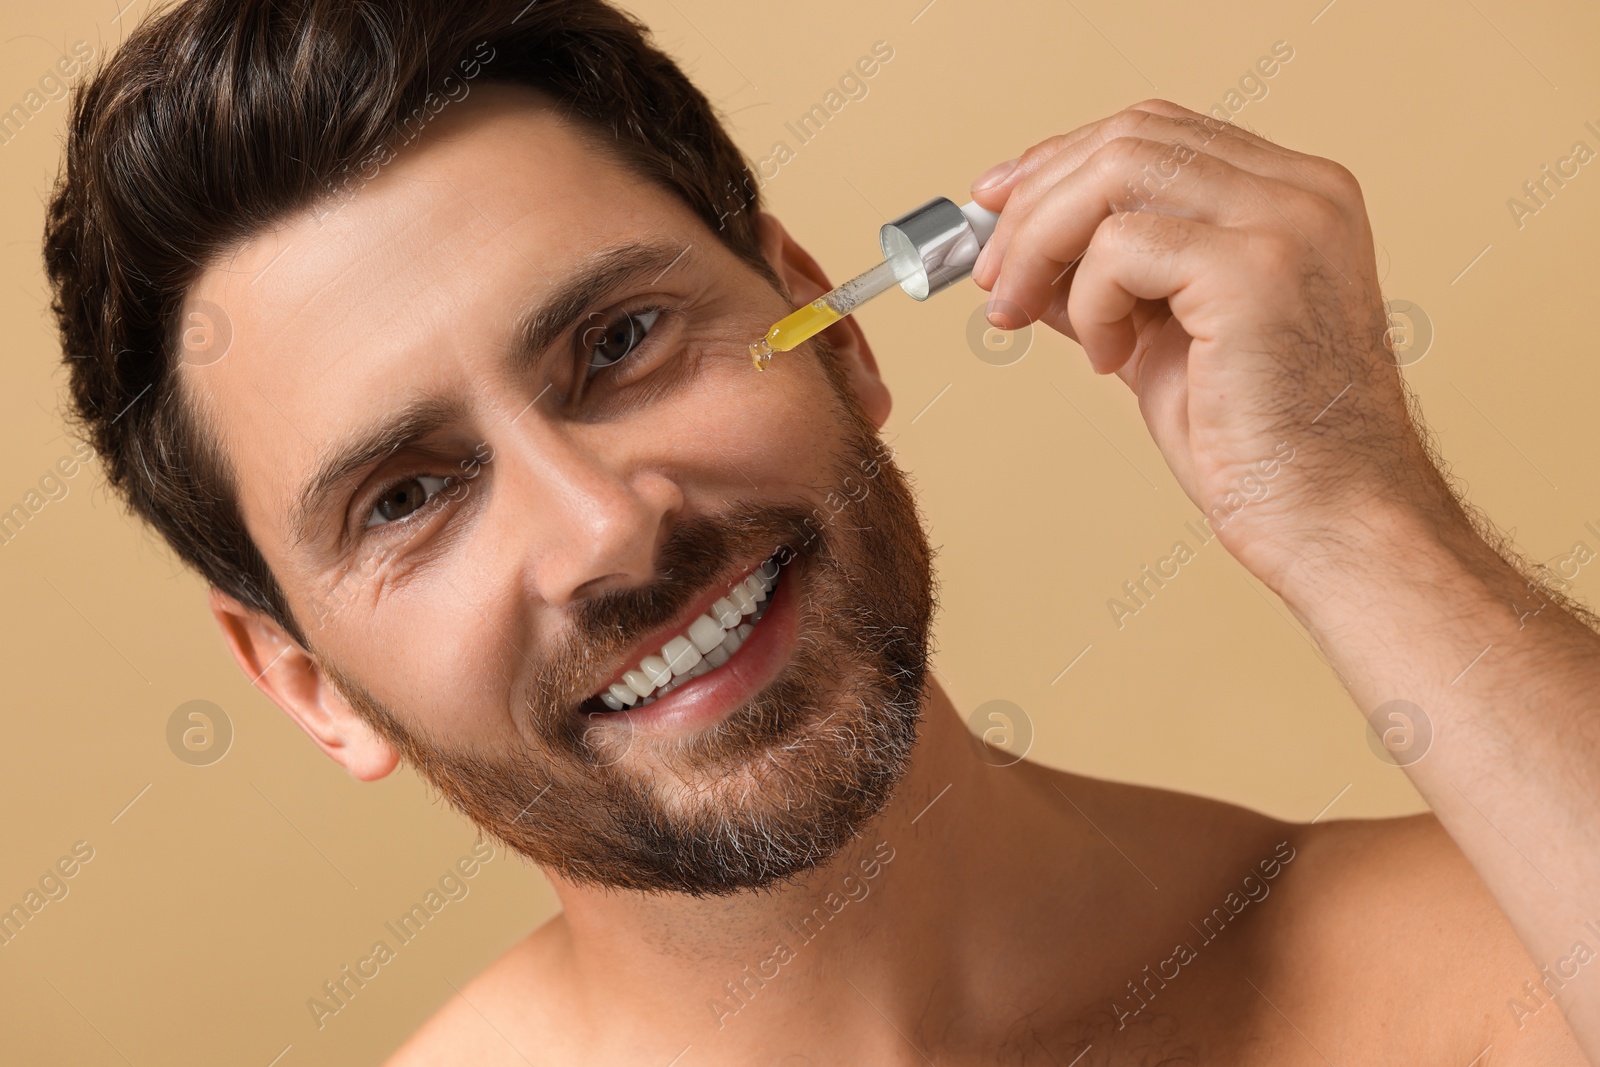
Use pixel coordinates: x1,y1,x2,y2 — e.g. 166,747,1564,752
43,0,1600,1063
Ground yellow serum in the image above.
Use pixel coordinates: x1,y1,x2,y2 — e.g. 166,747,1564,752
748,299,844,370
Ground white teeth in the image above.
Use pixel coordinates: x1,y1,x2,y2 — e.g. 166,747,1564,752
623,670,655,699
589,558,785,709
640,655,673,687
688,614,725,654
711,597,742,628
662,635,703,676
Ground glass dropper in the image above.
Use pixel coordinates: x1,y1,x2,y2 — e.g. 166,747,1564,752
747,196,1000,371
748,254,921,370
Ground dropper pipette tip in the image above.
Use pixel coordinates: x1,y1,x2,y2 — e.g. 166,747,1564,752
748,258,909,370
749,338,773,371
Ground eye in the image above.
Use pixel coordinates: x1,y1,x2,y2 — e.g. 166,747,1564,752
581,307,662,379
364,474,452,528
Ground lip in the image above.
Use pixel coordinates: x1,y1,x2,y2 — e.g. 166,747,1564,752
601,552,800,736
581,550,786,707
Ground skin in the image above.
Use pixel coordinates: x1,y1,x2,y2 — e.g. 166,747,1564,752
188,85,1595,1064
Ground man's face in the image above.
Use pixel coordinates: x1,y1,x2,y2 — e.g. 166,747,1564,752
183,85,934,894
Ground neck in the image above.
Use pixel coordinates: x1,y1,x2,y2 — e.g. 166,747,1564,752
545,679,1097,1052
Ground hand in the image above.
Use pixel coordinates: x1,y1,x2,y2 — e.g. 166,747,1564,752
969,99,1460,596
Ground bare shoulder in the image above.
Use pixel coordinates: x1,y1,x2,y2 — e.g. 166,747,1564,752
1020,768,1585,1063
384,915,579,1067
1256,812,1585,1065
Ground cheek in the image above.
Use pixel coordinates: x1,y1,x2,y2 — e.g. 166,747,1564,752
669,345,850,494
308,561,517,742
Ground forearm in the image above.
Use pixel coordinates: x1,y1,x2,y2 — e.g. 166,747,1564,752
1279,497,1600,1053
965,97,1600,1049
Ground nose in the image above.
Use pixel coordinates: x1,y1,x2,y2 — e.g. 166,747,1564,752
500,423,682,608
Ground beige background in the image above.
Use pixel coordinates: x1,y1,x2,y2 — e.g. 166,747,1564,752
2,0,1596,1062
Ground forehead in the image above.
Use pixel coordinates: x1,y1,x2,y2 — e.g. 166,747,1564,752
179,83,705,549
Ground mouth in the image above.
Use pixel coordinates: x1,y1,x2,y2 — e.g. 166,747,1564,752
581,550,789,716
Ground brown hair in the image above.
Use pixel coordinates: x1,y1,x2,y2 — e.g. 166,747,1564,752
43,0,770,647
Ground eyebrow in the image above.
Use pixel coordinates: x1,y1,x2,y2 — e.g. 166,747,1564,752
287,240,692,545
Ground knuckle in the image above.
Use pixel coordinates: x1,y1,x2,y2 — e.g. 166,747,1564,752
1321,159,1366,208
1102,108,1155,143
1203,117,1243,148
1128,97,1183,117
1184,113,1234,146
1321,159,1361,194
1168,114,1207,140
1094,135,1154,173
1019,132,1074,168
1299,189,1346,241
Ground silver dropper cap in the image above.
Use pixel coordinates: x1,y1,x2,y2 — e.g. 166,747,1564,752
879,196,1001,301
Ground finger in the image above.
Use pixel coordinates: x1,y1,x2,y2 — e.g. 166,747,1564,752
1130,310,1199,496
1127,98,1359,202
1122,99,1304,166
983,141,1286,321
974,114,1305,290
1034,285,1162,358
1064,211,1240,375
969,119,1113,204
970,99,1307,211
993,106,1302,221
1110,299,1173,391
1035,263,1081,343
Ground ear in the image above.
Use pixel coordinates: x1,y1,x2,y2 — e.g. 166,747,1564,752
208,587,400,781
753,211,892,429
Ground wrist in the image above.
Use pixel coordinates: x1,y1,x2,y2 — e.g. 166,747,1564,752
1271,492,1509,627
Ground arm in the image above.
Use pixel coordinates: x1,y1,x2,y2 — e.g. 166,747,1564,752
1281,482,1600,1049
969,98,1600,1060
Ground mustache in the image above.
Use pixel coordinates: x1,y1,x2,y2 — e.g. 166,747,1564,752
523,502,825,729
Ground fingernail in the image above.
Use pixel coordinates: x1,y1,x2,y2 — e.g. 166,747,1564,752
985,301,1010,329
972,157,1019,191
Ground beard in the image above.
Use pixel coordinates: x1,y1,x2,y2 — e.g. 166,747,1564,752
322,346,937,895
